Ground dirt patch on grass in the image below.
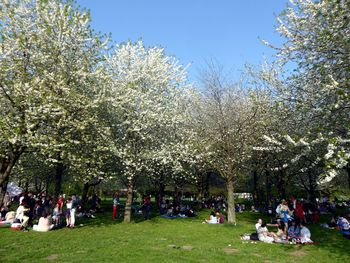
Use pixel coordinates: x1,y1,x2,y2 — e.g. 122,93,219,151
223,248,239,254
46,254,59,261
289,250,307,257
168,244,178,248
252,253,262,257
182,245,193,250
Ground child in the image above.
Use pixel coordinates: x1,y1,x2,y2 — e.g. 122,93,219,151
52,203,60,227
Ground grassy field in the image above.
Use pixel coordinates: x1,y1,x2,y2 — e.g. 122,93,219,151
0,204,349,263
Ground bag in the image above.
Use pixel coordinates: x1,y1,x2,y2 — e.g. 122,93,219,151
241,233,250,240
250,232,259,241
10,223,21,231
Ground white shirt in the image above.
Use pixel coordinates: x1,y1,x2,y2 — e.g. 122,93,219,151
255,223,261,231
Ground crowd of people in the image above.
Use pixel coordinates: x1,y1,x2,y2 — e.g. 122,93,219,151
159,197,196,219
0,191,101,232
1,190,349,243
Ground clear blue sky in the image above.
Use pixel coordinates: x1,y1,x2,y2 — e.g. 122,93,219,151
76,0,289,83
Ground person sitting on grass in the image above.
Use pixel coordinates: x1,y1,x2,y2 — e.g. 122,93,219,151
186,208,196,218
202,211,218,224
15,201,30,231
275,220,287,240
0,205,9,220
257,222,275,243
4,209,16,224
216,211,225,224
336,215,350,235
33,212,54,232
0,206,15,225
288,220,300,241
300,222,313,244
255,218,263,231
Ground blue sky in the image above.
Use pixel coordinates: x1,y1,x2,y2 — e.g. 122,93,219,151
77,0,289,83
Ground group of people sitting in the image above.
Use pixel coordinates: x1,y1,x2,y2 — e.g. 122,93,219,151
254,218,313,244
159,198,196,219
320,214,350,239
0,200,54,232
0,192,85,232
199,196,227,212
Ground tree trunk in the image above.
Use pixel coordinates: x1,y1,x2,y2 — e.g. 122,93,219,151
197,171,206,199
81,182,90,209
0,173,10,208
307,172,317,206
123,179,134,223
0,156,19,207
53,161,64,205
45,173,51,196
265,170,272,205
81,179,102,209
173,184,179,205
204,172,210,199
252,170,258,205
346,165,350,190
226,177,236,225
157,182,165,210
277,171,286,199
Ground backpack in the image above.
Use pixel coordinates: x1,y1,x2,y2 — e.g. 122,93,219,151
250,232,259,241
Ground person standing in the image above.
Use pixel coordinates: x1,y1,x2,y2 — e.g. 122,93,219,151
112,192,119,220
65,198,72,227
142,195,151,220
57,194,65,214
70,194,78,228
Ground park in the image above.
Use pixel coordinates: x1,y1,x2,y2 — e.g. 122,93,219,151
0,0,349,262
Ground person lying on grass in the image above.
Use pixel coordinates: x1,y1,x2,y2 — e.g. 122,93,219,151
202,211,218,224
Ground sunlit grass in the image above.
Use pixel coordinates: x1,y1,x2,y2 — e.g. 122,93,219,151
0,204,349,263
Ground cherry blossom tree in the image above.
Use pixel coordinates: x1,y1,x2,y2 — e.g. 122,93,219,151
258,0,350,187
103,40,196,222
193,63,269,224
0,0,108,205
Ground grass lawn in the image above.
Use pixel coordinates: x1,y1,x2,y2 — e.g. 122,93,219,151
0,204,349,263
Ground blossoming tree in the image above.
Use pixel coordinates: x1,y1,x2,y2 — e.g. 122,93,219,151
0,0,108,205
103,41,196,222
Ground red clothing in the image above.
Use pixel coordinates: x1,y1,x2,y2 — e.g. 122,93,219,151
295,203,304,220
113,206,117,219
57,197,64,210
313,211,319,224
144,196,151,205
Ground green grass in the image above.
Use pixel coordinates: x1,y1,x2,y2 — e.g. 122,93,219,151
0,206,349,263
